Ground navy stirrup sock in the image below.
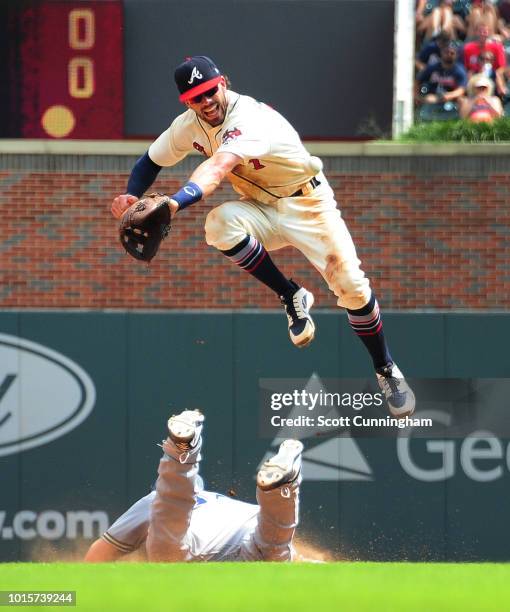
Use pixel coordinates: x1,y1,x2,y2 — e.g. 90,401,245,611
222,235,294,296
347,293,392,369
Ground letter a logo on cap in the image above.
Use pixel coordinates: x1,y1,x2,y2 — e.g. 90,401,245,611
188,66,203,84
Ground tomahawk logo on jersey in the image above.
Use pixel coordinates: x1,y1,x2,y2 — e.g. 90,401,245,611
222,127,242,144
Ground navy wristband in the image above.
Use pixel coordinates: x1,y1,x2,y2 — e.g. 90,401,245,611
171,182,203,210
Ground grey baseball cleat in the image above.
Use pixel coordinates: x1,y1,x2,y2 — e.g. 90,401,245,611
280,281,315,348
257,439,304,491
376,362,415,418
167,409,204,451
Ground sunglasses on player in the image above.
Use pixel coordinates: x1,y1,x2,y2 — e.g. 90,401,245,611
190,86,219,104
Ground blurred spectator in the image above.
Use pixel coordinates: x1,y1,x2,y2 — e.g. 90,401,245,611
501,63,510,98
416,42,468,104
416,0,466,41
478,48,498,79
497,0,510,40
463,23,507,94
452,0,472,23
458,73,504,120
416,31,464,71
466,0,499,39
416,0,438,41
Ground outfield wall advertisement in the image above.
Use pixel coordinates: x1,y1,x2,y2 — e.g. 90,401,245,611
0,311,509,561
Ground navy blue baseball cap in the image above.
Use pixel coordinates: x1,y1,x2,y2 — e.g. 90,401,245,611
174,56,222,102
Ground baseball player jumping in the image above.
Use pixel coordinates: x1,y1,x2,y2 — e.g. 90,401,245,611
111,56,415,418
85,410,303,562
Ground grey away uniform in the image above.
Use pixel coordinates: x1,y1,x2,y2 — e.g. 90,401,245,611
102,435,300,562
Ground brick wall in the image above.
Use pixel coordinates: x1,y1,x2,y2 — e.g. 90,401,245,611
1,153,509,309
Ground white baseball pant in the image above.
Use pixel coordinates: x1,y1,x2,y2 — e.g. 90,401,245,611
204,174,371,310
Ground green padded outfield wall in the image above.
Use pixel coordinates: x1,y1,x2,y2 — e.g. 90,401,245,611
1,311,509,561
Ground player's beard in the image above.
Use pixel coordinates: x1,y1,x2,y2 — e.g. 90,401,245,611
201,104,225,126
198,92,228,127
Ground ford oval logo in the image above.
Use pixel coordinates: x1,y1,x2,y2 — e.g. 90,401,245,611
0,334,96,457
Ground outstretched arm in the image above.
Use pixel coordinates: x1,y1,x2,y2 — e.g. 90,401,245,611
111,151,240,219
165,151,241,215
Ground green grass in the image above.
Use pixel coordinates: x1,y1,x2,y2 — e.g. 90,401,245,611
1,562,510,611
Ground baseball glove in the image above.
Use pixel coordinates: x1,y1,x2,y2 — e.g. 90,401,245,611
119,193,172,262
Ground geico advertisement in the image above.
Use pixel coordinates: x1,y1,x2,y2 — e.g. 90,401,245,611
0,510,108,540
261,425,510,484
397,410,510,482
0,333,95,456
0,333,101,542
2,335,510,543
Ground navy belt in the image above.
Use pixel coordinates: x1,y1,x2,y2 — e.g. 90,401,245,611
291,176,321,197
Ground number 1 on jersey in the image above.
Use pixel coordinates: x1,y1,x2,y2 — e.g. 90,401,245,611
248,158,265,170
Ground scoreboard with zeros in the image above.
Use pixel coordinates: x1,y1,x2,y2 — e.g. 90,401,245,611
2,0,124,139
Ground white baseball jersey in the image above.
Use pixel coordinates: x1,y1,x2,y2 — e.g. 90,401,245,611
149,90,322,205
103,488,261,561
